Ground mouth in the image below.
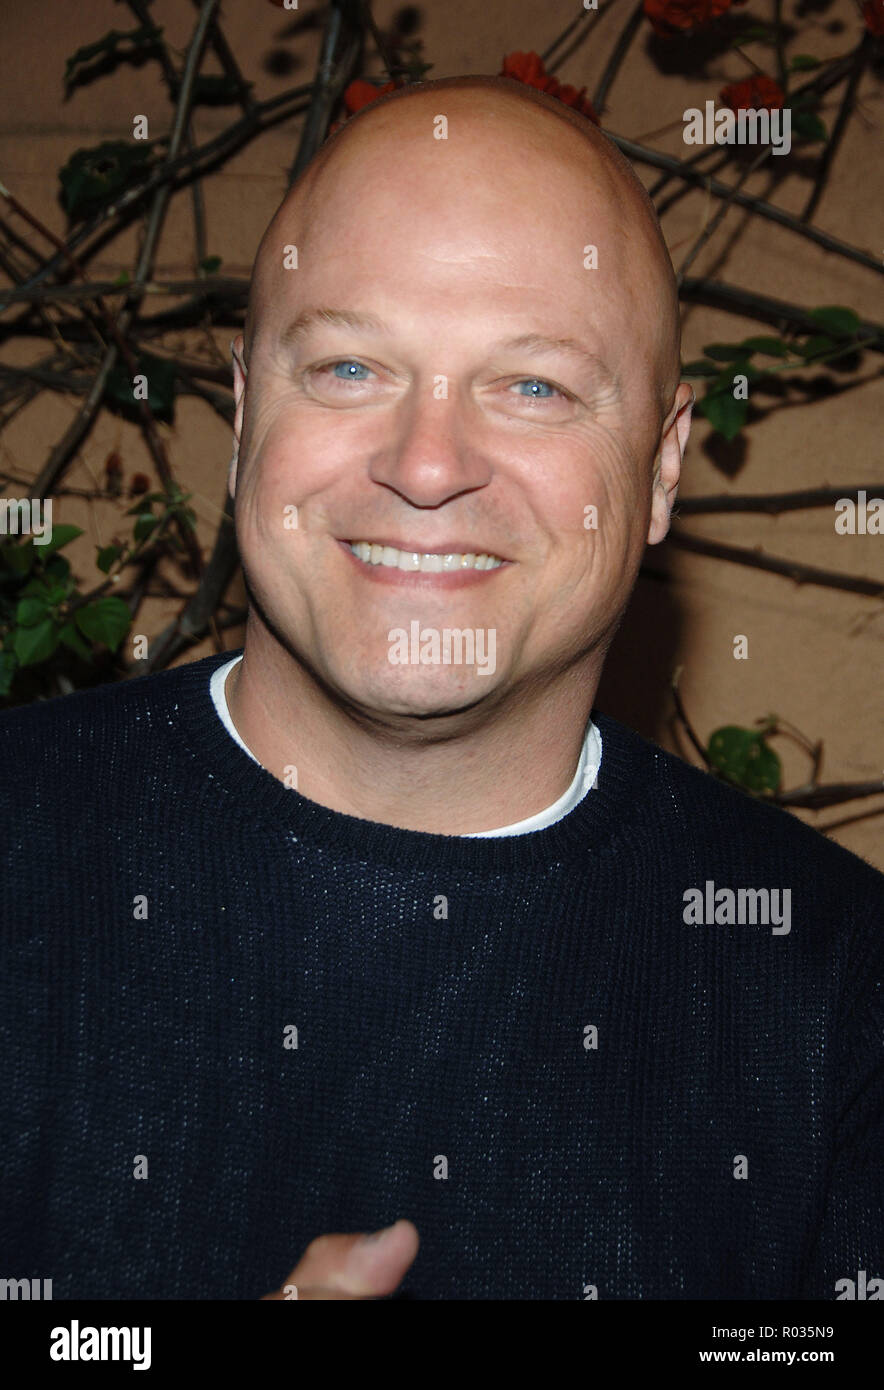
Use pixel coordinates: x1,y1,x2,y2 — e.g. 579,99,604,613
343,539,506,573
337,538,510,588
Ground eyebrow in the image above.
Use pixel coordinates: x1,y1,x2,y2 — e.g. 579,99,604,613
279,308,386,345
279,308,620,393
499,332,619,393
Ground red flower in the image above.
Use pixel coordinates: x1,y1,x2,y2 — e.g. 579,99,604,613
500,51,599,124
719,75,784,112
644,0,734,37
341,78,399,116
862,0,884,36
500,51,556,92
552,81,599,119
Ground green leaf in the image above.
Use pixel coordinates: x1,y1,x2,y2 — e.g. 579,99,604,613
791,109,827,142
63,24,163,93
789,54,820,71
59,140,159,221
0,649,17,697
97,544,122,574
738,336,789,357
13,617,60,667
707,725,781,794
38,523,84,557
793,334,837,359
713,363,760,391
20,574,67,603
20,576,52,600
73,596,131,651
702,343,753,362
681,360,721,377
0,542,35,577
198,254,222,275
58,622,93,662
44,554,71,584
105,351,177,422
133,512,160,543
112,270,130,287
696,390,749,442
124,492,166,513
15,597,50,627
806,306,861,336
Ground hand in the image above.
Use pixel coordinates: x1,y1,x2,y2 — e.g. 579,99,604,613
261,1218,420,1300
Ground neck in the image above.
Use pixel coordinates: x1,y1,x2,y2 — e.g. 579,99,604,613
226,618,602,835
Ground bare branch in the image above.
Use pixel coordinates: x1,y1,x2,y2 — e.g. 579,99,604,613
666,530,884,599
611,133,883,274
674,485,884,516
801,31,873,224
593,1,644,114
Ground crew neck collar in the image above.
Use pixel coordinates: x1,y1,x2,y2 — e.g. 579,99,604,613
172,649,654,873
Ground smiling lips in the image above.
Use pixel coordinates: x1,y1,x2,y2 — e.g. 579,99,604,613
346,540,505,572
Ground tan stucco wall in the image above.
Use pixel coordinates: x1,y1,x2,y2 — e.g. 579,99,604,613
2,0,882,866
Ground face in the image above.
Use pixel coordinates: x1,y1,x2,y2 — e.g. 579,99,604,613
230,93,689,726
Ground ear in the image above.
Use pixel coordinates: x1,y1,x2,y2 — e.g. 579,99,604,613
647,382,694,546
229,334,247,499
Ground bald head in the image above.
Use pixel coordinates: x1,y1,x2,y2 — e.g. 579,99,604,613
243,75,681,406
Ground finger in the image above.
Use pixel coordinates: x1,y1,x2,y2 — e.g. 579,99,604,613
270,1218,420,1300
261,1284,362,1301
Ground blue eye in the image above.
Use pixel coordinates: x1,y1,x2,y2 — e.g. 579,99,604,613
330,360,371,380
512,378,560,398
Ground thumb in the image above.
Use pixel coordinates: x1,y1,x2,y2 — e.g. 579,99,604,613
281,1219,420,1299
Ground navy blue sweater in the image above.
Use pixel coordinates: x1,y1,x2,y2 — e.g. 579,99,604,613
1,649,882,1299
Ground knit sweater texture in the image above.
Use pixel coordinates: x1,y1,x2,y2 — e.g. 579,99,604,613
1,648,882,1300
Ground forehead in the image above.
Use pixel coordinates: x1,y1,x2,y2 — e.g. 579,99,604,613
301,93,624,235
257,113,637,320
246,88,676,393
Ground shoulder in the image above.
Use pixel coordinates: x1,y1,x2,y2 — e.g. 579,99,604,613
593,709,884,909
0,650,230,730
0,650,233,804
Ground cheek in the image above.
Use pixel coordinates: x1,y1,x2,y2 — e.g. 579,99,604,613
581,422,651,540
520,425,645,550
239,401,358,526
517,431,652,644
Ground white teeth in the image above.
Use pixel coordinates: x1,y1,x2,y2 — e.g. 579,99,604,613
349,541,504,572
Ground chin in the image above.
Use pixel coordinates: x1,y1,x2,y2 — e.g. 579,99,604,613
338,668,500,722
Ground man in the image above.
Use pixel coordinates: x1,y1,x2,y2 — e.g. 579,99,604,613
1,76,881,1302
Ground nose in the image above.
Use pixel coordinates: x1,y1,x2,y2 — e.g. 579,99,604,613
367,384,492,508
